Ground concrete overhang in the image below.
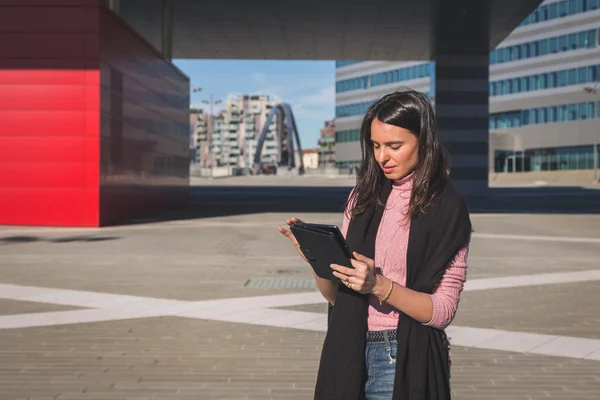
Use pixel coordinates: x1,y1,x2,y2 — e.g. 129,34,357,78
118,0,542,60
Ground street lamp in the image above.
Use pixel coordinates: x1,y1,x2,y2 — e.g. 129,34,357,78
582,83,599,183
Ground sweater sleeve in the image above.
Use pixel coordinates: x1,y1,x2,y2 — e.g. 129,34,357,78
423,246,469,330
340,188,355,239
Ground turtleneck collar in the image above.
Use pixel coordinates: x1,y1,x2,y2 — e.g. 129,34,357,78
392,170,414,191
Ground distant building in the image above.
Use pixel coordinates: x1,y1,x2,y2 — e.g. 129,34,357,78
190,110,211,167
302,148,319,169
195,94,280,169
318,119,336,168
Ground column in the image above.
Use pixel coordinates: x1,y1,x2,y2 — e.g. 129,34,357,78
434,1,490,197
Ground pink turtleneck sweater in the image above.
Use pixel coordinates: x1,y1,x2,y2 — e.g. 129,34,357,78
340,173,469,331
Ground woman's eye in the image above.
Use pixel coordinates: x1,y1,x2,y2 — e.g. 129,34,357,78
391,146,401,150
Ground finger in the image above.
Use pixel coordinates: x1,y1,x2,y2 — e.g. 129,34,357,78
292,217,303,223
353,252,372,262
349,258,368,271
278,227,297,242
352,252,375,268
330,263,355,277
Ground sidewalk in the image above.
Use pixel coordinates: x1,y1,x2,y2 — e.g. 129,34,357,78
1,178,600,399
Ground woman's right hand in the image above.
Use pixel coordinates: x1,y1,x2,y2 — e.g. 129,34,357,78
278,217,308,263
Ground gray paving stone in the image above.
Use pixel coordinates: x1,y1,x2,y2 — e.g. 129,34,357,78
1,183,600,399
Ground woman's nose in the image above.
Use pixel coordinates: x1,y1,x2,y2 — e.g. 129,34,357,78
377,148,388,163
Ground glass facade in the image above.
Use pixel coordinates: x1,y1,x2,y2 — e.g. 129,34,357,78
490,64,600,96
335,160,362,169
490,101,600,129
336,92,430,118
494,145,599,172
519,0,600,27
489,27,600,65
335,61,363,68
336,129,361,143
336,63,432,93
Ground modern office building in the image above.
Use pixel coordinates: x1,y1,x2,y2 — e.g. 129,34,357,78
335,0,600,176
335,62,435,171
489,0,600,174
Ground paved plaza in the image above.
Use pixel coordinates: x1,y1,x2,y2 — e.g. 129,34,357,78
1,176,600,399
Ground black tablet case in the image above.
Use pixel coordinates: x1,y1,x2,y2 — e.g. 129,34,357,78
290,222,353,281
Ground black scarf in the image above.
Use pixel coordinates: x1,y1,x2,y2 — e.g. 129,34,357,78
314,179,472,400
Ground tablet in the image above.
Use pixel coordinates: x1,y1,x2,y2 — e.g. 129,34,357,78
290,222,354,281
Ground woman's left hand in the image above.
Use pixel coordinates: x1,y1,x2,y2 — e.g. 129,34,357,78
331,252,378,294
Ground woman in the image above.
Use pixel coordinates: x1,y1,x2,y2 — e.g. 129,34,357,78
279,89,472,400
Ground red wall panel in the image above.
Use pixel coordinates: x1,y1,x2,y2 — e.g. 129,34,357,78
0,1,189,227
0,1,102,226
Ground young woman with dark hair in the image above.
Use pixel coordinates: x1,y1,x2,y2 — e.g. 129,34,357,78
279,89,472,400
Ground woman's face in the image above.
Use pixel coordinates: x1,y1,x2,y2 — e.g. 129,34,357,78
370,117,419,180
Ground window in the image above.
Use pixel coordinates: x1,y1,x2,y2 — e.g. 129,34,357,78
549,106,557,122
579,31,588,48
591,0,599,9
578,103,587,119
541,74,548,89
490,82,496,96
559,70,567,86
590,65,599,82
541,39,549,55
514,78,521,92
568,104,577,120
549,37,558,53
540,107,547,123
559,35,568,51
559,105,567,121
588,101,595,117
579,67,588,83
568,68,577,84
549,72,557,88
540,5,549,20
569,0,578,14
588,30,597,48
550,2,559,17
533,75,540,90
532,41,540,56
522,76,530,91
569,33,578,49
522,43,530,58
559,0,568,16
522,109,530,125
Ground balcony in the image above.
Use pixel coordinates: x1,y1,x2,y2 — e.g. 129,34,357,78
198,133,207,141
225,132,238,140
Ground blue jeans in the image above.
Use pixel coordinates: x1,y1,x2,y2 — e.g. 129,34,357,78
364,331,397,400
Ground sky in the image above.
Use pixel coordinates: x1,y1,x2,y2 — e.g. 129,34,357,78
172,59,336,149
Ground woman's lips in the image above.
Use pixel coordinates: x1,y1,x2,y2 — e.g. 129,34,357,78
382,165,396,173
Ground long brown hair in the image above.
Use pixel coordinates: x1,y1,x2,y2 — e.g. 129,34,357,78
348,89,450,220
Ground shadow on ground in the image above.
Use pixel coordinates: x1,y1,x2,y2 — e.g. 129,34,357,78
115,184,600,226
0,236,121,245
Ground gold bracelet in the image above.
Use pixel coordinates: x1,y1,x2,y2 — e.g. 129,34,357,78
379,278,394,305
